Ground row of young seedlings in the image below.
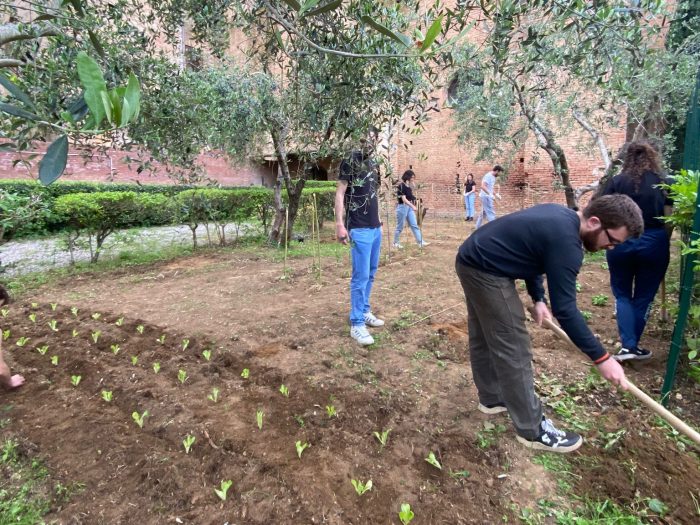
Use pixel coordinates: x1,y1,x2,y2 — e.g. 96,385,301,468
8,304,423,521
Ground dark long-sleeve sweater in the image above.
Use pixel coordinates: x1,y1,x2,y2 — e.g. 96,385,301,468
456,203,606,361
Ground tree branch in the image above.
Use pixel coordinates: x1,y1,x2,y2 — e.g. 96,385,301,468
0,22,62,47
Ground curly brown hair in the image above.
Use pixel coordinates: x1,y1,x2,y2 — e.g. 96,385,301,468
620,141,662,190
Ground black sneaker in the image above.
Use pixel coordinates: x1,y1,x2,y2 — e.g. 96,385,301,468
613,347,652,362
516,418,582,453
478,402,508,415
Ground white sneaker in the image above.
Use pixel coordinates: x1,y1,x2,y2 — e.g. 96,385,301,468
350,325,374,346
364,312,385,327
419,241,430,248
392,243,403,249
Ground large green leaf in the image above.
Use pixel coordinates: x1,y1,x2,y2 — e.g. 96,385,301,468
299,0,321,16
124,73,140,122
83,89,104,129
420,16,443,53
279,0,301,11
0,73,35,110
304,0,341,17
121,98,132,127
76,52,106,93
100,90,113,124
0,102,39,121
38,135,69,186
360,16,411,47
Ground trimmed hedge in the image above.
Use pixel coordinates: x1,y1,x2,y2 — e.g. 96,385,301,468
3,180,336,241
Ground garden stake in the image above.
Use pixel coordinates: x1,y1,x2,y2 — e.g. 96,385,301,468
283,208,289,276
529,308,700,447
406,303,464,328
660,278,670,322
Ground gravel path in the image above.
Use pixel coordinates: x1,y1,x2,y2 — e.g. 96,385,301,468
1,224,253,277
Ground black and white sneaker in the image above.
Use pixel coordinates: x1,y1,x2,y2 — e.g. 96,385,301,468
613,347,652,362
478,402,508,415
516,417,582,453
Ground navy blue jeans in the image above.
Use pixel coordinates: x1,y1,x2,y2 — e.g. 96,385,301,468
606,228,670,349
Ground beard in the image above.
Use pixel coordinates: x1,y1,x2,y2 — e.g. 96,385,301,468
581,227,601,252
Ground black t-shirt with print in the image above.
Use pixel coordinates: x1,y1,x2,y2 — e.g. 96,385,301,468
339,151,381,230
396,182,416,205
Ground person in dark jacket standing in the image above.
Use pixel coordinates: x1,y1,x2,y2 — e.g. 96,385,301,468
392,170,428,248
600,142,672,362
455,195,643,453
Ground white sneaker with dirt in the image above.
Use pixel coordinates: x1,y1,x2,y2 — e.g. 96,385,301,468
516,417,582,453
363,312,385,327
392,243,403,249
478,402,508,415
419,241,430,248
613,347,652,362
350,325,374,346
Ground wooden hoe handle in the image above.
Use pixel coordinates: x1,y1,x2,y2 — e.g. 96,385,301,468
529,308,700,447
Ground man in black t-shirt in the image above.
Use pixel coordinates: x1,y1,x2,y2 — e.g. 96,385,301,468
335,130,384,346
455,195,643,453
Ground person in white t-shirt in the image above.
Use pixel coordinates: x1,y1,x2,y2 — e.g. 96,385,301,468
475,165,503,229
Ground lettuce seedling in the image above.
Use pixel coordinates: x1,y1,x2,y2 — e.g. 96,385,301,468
91,312,101,320
70,307,78,316
70,375,81,387
50,355,58,366
101,390,112,402
48,320,58,331
183,435,196,454
115,317,124,326
214,480,232,501
279,384,289,397
208,387,219,403
326,405,337,418
256,409,264,430
28,313,36,323
374,429,391,449
178,369,188,384
37,345,49,355
425,451,442,470
136,325,144,334
1,308,8,317
131,356,138,365
295,441,309,459
152,362,160,374
72,329,79,338
15,336,29,347
202,350,211,361
399,503,415,525
351,479,372,496
241,368,250,379
31,302,38,308
156,334,165,344
2,329,10,341
91,331,101,344
110,344,120,355
132,410,148,428
181,339,190,351
50,303,58,311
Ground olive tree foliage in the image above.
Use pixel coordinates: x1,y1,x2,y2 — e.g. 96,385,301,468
143,0,472,242
450,0,698,208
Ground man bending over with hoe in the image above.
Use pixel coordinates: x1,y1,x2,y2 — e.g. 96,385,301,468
455,195,643,453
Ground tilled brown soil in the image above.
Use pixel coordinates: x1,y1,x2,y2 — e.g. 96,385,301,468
2,218,699,524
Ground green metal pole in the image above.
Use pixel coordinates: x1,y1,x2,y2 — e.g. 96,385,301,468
661,69,700,404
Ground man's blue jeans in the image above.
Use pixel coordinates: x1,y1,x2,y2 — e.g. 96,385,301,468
606,228,670,349
393,204,423,245
349,227,382,327
464,193,475,218
476,194,496,228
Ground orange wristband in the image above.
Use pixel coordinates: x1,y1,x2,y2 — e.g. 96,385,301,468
593,353,611,365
